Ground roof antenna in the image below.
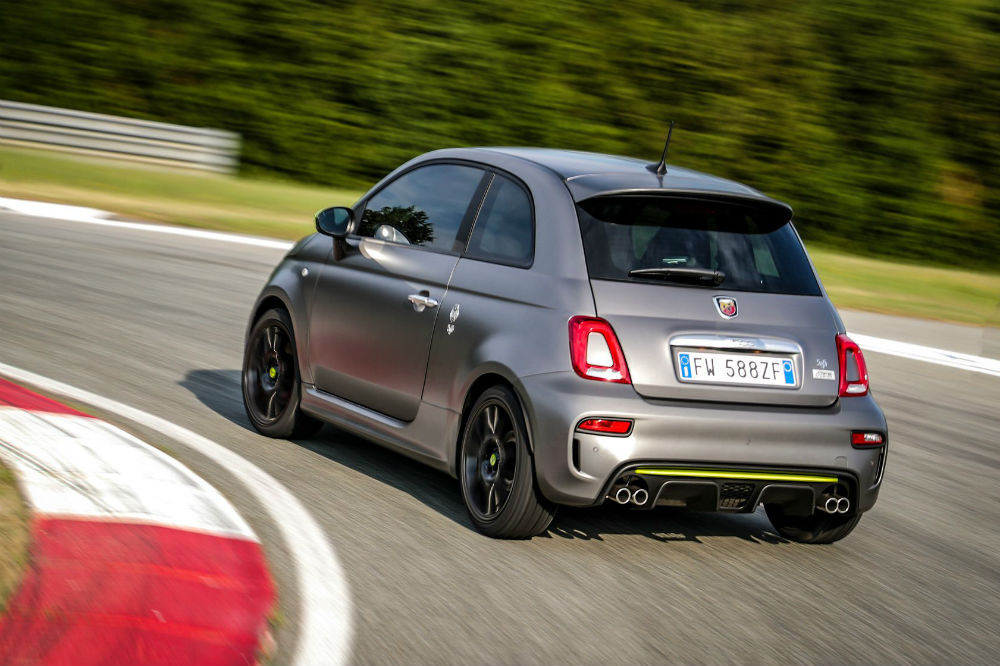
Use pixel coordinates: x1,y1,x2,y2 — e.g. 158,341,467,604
652,120,675,176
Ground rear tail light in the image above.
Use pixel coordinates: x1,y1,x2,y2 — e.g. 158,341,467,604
569,316,631,384
836,334,869,397
577,418,633,435
851,432,884,447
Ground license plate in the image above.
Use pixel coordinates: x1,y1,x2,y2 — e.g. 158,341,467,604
675,351,797,387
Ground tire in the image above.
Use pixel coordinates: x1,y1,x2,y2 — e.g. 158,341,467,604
458,385,555,538
764,504,862,544
242,308,322,439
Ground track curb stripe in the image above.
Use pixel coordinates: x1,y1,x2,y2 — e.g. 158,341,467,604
0,363,352,666
1,518,274,665
0,378,275,664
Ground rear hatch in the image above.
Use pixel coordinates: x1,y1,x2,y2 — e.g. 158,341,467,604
576,193,841,407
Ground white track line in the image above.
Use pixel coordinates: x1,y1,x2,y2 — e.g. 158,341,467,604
850,333,1000,378
0,361,351,666
0,196,293,250
4,197,997,378
0,196,113,223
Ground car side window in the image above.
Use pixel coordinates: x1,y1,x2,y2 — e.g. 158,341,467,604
465,174,534,267
356,164,485,252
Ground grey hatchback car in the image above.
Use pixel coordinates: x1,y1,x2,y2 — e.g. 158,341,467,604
242,147,887,542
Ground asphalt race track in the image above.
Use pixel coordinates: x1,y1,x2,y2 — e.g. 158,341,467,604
2,210,998,665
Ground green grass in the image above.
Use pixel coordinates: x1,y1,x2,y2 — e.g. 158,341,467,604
0,146,361,239
808,246,1000,326
2,145,997,326
0,461,29,613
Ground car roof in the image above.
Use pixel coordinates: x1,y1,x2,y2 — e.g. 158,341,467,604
426,147,789,211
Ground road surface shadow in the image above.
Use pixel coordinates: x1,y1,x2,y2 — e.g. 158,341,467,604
179,368,251,428
182,368,788,545
545,504,787,544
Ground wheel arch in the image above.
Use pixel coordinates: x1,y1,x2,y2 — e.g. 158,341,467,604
450,367,537,477
248,293,291,334
246,287,314,386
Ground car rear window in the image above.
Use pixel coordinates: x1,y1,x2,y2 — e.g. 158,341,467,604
576,196,821,296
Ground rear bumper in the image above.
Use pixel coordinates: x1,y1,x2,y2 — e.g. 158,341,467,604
519,372,887,511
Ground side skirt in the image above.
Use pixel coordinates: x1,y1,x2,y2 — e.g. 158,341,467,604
300,385,461,476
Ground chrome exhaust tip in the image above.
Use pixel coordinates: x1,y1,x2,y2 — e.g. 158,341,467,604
837,497,850,514
820,496,839,514
631,488,649,506
614,487,632,504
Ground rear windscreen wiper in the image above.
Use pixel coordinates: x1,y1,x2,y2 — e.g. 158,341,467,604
627,267,726,287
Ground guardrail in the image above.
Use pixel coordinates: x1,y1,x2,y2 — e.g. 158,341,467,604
0,100,240,173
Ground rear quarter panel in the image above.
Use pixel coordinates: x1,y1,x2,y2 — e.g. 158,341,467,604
421,156,595,449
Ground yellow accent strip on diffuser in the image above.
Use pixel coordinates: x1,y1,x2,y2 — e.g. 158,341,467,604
633,468,837,484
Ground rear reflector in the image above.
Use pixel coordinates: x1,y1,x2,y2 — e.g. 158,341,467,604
577,418,633,435
851,432,884,447
836,334,869,397
569,316,631,383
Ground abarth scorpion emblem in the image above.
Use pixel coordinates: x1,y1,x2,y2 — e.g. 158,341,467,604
714,296,738,319
447,303,460,335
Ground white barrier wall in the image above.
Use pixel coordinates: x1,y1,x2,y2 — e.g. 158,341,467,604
0,100,240,173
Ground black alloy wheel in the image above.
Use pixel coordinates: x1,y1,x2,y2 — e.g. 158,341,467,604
459,385,554,538
464,401,517,518
242,308,321,438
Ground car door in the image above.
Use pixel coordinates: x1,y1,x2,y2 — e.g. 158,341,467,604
308,162,489,422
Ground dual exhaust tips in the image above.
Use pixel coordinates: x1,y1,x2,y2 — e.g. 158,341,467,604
611,485,648,506
608,481,851,514
819,494,851,514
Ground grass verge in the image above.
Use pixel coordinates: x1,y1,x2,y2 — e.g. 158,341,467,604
0,145,361,240
2,145,998,325
808,246,1000,326
0,460,29,613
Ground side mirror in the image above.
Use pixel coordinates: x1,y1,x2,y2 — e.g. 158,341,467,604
315,206,353,238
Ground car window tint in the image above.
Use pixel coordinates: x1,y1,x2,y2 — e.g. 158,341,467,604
465,175,533,267
576,196,821,296
357,164,484,252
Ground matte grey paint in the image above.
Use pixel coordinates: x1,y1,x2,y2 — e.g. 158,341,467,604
308,240,459,422
590,280,842,407
248,147,887,511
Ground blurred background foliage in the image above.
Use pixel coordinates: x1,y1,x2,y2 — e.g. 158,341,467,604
1,0,997,268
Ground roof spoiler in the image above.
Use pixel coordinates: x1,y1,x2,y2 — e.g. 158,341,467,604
576,189,794,219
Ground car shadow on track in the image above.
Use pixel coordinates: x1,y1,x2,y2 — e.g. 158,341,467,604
544,505,788,544
182,368,788,546
180,368,251,426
